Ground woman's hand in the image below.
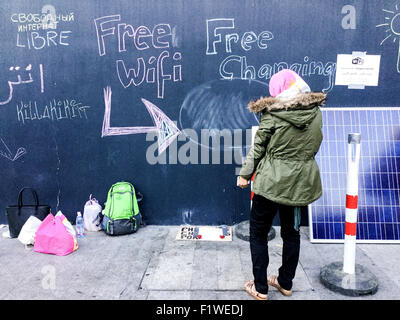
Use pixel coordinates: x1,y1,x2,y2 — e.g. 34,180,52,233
238,176,249,189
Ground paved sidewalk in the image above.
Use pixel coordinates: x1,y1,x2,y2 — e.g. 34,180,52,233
0,225,399,300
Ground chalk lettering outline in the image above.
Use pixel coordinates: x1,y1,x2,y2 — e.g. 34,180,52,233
206,18,235,55
206,18,274,55
218,56,336,93
95,15,173,56
101,86,181,154
116,50,176,99
94,14,121,56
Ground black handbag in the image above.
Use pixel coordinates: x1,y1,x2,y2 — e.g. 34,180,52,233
5,188,51,238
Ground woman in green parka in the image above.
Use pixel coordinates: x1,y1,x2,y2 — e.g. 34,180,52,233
238,69,326,300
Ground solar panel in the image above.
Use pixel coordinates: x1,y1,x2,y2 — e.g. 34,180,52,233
309,108,400,243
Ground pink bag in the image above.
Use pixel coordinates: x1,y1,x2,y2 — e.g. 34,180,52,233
34,212,78,256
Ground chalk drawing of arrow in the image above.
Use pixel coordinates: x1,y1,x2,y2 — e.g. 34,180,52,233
0,138,26,162
101,86,181,154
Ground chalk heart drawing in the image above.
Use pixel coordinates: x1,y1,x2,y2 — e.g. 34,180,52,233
101,86,181,154
0,138,26,162
376,4,400,72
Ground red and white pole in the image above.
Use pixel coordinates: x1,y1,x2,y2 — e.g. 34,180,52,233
343,133,361,274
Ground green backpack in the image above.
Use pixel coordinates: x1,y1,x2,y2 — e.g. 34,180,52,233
101,182,143,236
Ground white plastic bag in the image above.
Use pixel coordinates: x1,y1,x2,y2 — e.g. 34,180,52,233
18,215,42,245
55,211,77,237
83,194,102,232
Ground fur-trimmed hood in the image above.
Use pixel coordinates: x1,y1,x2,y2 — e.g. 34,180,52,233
248,92,327,113
249,92,327,129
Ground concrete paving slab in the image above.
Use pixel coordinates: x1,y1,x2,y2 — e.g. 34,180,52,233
141,227,196,291
190,242,219,290
189,290,218,300
0,224,399,300
147,290,191,300
216,290,254,300
216,244,245,290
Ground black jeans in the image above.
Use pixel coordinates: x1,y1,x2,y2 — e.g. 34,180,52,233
249,194,302,294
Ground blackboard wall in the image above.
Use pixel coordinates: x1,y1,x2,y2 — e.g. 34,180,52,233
1,0,399,225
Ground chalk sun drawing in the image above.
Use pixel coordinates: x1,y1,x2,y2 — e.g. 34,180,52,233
0,138,26,162
101,86,181,154
376,3,400,72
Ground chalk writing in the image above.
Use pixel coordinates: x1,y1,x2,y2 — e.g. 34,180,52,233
206,18,274,55
219,56,336,92
0,138,26,162
94,15,182,99
12,5,74,49
0,63,44,106
376,3,400,73
11,9,73,28
101,86,181,154
16,30,72,49
39,64,44,93
116,50,181,99
16,99,90,124
94,15,172,56
206,18,335,92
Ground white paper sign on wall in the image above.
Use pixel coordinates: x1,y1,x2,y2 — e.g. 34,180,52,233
335,53,381,89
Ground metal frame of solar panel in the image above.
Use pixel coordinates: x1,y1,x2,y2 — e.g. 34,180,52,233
308,107,400,243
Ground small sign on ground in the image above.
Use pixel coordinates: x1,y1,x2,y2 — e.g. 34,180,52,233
176,226,232,241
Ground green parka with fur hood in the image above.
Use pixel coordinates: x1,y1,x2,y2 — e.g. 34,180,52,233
239,92,326,206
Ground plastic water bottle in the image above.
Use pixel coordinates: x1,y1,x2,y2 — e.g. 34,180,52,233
76,211,84,238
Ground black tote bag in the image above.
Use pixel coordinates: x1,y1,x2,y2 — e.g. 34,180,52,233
5,188,51,238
